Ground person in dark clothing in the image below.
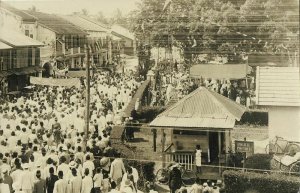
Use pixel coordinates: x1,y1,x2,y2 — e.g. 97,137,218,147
46,167,58,193
2,169,13,193
33,170,46,193
168,164,182,193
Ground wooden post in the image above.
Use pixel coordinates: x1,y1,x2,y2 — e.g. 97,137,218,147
84,45,90,150
161,128,166,167
218,131,222,175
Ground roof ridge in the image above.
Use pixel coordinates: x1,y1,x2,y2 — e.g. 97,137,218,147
207,89,246,120
158,87,203,117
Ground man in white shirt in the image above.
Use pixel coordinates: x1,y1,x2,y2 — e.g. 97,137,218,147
53,171,67,193
69,168,82,193
82,155,95,177
20,163,34,193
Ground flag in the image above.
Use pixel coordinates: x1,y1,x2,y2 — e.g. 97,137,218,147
162,0,172,12
192,37,197,48
141,22,145,33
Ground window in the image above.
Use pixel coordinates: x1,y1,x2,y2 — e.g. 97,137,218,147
28,48,32,66
173,129,207,136
25,30,29,37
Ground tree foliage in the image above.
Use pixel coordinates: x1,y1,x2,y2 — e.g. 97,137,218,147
129,0,299,63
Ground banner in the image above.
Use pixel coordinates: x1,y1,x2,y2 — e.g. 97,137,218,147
30,77,81,88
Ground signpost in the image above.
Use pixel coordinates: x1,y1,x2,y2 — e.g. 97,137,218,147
235,140,254,171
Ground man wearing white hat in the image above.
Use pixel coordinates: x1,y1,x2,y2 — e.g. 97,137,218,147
20,163,34,193
68,168,82,193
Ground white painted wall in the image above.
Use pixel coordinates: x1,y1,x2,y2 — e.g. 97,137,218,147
0,8,22,31
269,106,300,142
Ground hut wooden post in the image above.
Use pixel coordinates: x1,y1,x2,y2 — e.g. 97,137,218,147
218,131,222,175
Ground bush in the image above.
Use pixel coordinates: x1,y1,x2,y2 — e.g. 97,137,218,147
245,154,272,170
223,170,300,193
136,106,166,122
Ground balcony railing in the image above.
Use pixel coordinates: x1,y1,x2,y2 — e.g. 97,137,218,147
164,151,195,170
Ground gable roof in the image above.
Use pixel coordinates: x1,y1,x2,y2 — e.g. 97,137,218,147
24,11,87,35
256,67,300,107
0,28,43,47
150,87,246,129
59,15,109,33
0,2,37,22
111,25,135,40
0,41,12,49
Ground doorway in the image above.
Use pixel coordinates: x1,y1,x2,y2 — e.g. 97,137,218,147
209,132,219,164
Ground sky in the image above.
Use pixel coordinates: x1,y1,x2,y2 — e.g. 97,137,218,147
4,0,141,17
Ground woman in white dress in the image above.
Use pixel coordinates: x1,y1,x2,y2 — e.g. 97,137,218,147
195,145,202,174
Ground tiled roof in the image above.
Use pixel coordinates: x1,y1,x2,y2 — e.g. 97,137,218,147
150,87,246,129
24,11,87,35
256,67,300,106
189,64,250,79
0,2,37,22
59,15,109,32
0,28,43,47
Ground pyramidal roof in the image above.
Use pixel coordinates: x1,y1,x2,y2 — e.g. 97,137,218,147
150,87,246,129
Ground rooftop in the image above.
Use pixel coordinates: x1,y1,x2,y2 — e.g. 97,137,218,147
24,11,87,35
59,15,109,33
0,28,43,47
0,2,37,22
111,24,135,40
150,87,246,129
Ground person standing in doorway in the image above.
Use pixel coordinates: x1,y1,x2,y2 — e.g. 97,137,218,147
195,145,202,174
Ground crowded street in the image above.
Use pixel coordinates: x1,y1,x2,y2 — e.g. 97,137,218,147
0,0,300,193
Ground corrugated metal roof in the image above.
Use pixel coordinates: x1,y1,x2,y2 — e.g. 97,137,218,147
0,28,43,47
256,67,300,106
0,2,37,22
24,11,87,35
150,87,246,128
59,15,109,33
189,64,250,79
0,41,12,49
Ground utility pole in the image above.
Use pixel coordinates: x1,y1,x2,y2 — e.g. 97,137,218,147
84,45,90,150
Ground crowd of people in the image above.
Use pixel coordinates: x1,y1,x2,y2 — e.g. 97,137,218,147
0,71,145,193
151,66,254,108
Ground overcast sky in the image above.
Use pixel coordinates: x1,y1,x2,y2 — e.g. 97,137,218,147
4,0,140,17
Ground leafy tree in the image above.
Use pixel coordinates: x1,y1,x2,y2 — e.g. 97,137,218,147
129,0,299,64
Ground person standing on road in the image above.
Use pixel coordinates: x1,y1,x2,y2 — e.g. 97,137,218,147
195,145,202,174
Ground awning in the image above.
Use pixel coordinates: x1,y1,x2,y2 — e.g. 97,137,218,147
189,64,250,80
30,76,81,88
0,28,44,47
10,66,40,75
0,41,12,50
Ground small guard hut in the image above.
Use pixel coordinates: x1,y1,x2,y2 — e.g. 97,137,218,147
150,87,246,170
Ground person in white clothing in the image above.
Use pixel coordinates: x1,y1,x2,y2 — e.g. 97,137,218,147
195,145,202,174
69,168,82,193
20,163,34,193
53,171,68,193
81,168,93,193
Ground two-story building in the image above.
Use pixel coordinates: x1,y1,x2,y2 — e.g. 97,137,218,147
60,14,111,68
24,11,88,76
111,24,136,56
0,28,43,93
0,2,37,38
